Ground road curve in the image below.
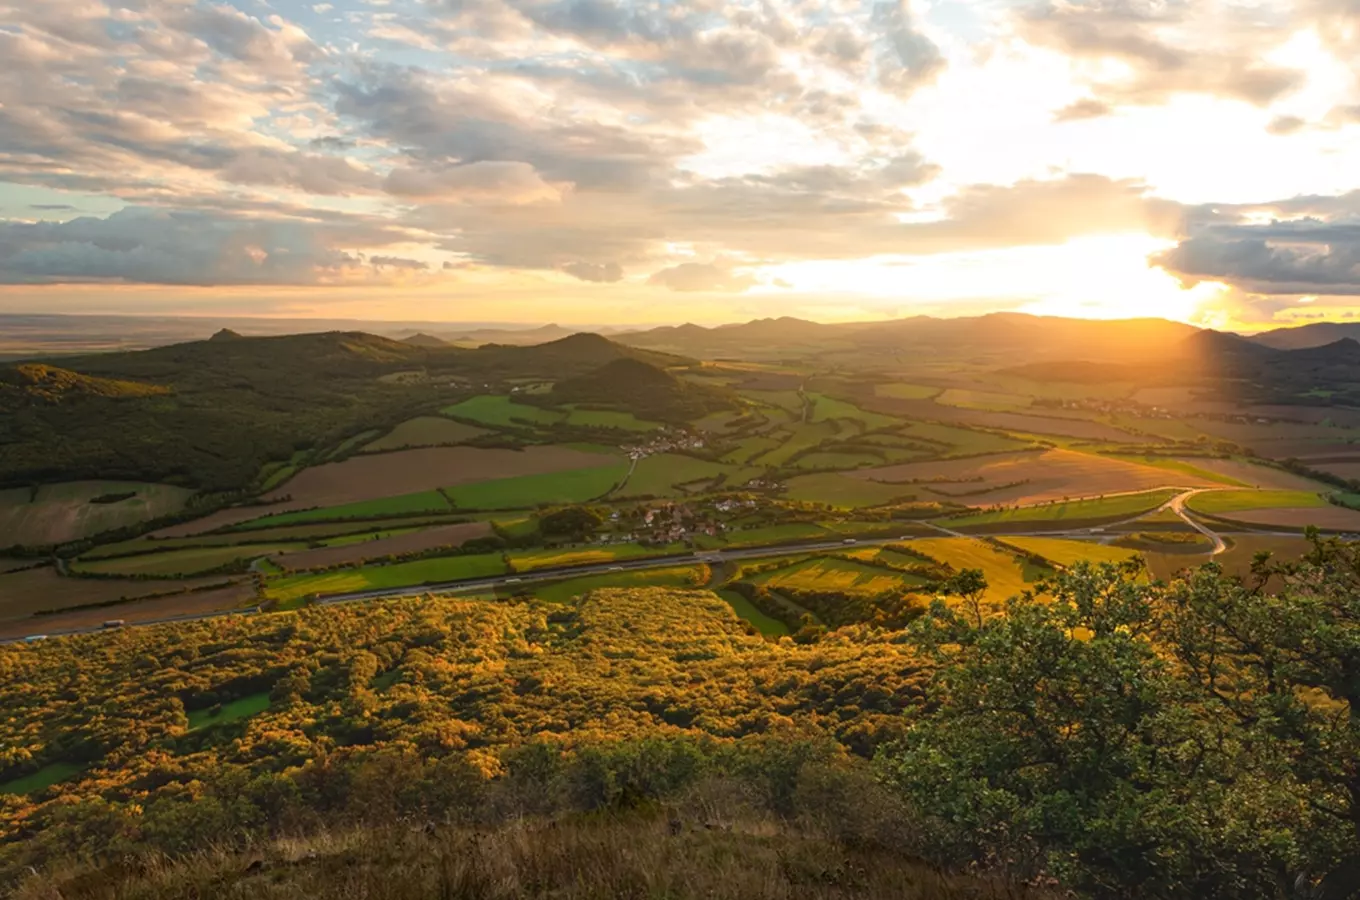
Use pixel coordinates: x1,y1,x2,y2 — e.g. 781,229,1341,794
0,507,1296,646
1165,489,1228,555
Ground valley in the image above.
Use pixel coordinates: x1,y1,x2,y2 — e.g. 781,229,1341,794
4,314,1356,641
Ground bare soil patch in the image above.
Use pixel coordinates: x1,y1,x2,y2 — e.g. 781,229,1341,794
0,567,251,624
852,449,1216,506
271,522,493,571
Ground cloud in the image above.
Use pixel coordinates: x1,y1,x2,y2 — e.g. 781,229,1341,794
1017,0,1306,109
385,161,561,204
0,207,406,286
647,262,754,292
1266,115,1306,136
1053,97,1113,121
561,261,623,282
1157,218,1360,296
370,256,430,270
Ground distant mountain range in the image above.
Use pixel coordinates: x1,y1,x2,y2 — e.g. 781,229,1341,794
6,311,1359,360
1246,321,1360,350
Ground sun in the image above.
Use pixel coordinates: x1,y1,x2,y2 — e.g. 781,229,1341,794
756,233,1228,325
1014,234,1230,324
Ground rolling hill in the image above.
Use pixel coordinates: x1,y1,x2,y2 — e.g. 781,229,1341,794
1248,321,1360,350
549,357,736,422
0,331,692,491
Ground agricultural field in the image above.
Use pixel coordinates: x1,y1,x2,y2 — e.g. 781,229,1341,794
563,407,660,431
897,422,1032,456
618,454,735,498
237,490,454,528
262,446,618,511
806,394,899,430
793,451,885,470
0,482,195,547
1142,535,1314,582
508,543,663,572
1169,458,1335,491
722,435,783,464
266,522,493,572
1104,455,1247,486
912,537,1054,606
999,537,1141,568
749,556,923,596
855,449,1210,507
754,421,839,467
441,395,565,427
718,522,831,547
873,383,940,400
741,389,805,414
518,565,707,604
942,488,1181,528
73,543,303,577
936,388,1034,411
1186,489,1326,515
0,573,255,639
263,553,508,603
783,472,917,508
443,462,629,510
361,417,490,452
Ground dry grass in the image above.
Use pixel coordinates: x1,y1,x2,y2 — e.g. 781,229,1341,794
12,810,1053,900
853,449,1214,507
0,482,194,546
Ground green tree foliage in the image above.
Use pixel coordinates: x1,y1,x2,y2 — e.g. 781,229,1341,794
882,547,1360,899
538,505,605,539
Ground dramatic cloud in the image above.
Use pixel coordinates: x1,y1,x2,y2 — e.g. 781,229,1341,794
0,0,1355,326
0,207,403,286
1017,0,1306,108
1158,194,1360,295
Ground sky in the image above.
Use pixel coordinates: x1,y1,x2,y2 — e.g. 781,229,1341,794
0,0,1357,329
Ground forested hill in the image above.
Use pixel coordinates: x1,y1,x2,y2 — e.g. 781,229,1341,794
549,357,737,422
0,330,687,491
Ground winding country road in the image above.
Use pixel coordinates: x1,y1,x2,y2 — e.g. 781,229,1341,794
1164,489,1228,555
0,489,1283,645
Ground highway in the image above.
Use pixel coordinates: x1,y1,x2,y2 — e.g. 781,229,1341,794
0,488,1314,645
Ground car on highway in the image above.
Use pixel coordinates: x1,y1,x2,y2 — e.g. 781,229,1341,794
504,577,522,584
608,566,624,571
24,634,47,643
842,538,858,544
102,620,126,629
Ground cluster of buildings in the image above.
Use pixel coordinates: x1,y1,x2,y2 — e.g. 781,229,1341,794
623,428,707,460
